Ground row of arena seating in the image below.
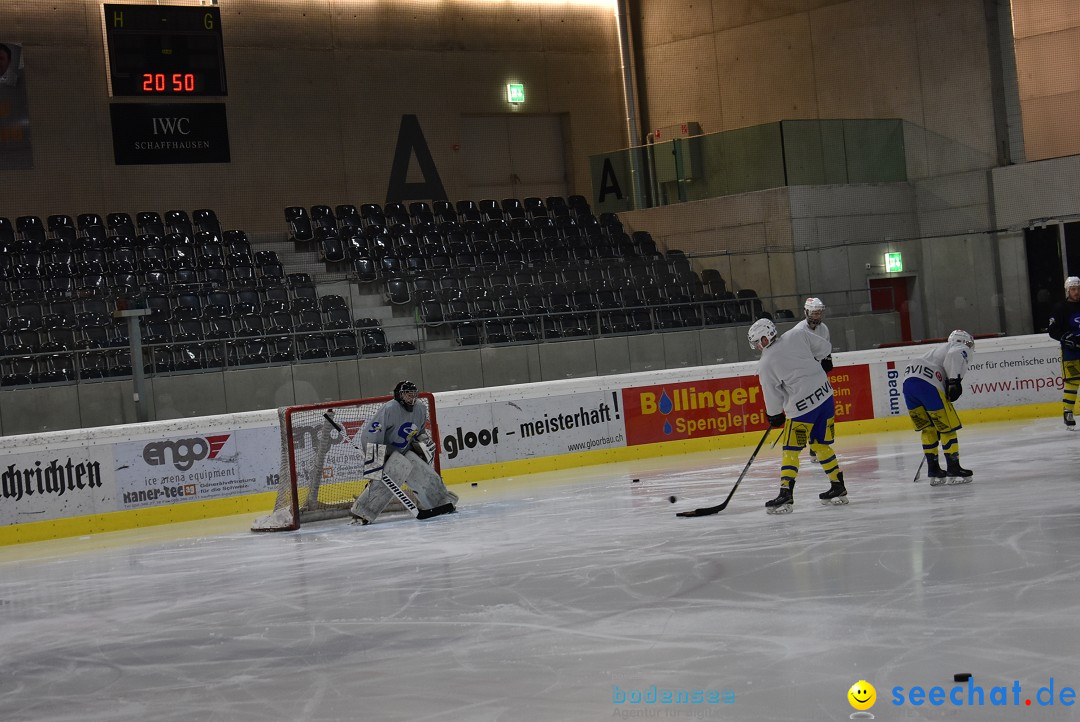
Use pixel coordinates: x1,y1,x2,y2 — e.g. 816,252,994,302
0,210,224,254
0,326,407,386
287,196,598,242
285,197,648,271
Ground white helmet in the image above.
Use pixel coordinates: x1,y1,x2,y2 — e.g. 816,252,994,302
1066,276,1080,290
804,297,826,327
947,329,974,349
748,318,778,351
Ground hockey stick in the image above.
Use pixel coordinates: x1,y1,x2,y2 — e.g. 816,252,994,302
912,455,925,482
323,412,420,518
676,427,772,517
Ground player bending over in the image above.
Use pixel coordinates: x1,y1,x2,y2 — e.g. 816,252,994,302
749,318,848,515
350,381,458,524
1048,276,1080,429
902,330,975,484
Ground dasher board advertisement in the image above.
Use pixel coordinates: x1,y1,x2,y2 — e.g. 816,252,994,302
437,391,626,468
113,427,279,509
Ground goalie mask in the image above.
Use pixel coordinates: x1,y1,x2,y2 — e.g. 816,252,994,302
748,318,778,351
394,380,418,411
803,297,826,329
947,329,974,349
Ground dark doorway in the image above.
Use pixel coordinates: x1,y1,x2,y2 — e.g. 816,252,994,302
1025,223,1080,332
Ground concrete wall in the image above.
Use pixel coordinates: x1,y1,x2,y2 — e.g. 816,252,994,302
638,0,999,177
1012,0,1080,160
0,313,899,436
0,0,625,231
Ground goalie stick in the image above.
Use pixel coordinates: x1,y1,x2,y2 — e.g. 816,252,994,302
323,411,421,519
676,427,772,518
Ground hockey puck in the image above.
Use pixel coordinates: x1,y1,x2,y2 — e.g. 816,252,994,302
953,673,972,683
471,482,478,487
632,478,640,483
668,495,677,503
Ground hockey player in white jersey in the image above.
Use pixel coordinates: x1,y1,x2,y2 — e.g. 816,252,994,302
902,330,975,484
749,318,848,514
350,381,458,524
792,297,833,464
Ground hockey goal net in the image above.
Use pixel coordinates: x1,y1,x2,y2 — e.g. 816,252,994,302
251,393,441,531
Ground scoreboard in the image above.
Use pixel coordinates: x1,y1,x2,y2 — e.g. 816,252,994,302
103,4,227,97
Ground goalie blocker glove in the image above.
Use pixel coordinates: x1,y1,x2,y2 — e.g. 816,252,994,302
767,412,786,428
945,378,963,402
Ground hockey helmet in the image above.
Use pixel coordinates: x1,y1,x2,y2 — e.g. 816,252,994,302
947,329,974,349
1066,276,1080,291
803,297,826,326
394,380,418,411
748,318,778,351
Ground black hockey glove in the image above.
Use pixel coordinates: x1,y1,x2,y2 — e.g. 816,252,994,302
767,412,786,428
820,356,833,373
945,378,963,402
1062,332,1080,351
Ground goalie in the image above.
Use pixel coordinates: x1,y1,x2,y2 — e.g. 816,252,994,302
349,381,458,525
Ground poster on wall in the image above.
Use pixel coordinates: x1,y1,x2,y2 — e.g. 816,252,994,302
0,443,114,526
0,41,33,170
437,391,627,468
113,427,279,510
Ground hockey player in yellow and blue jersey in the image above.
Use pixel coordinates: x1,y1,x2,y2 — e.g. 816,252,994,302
749,317,847,514
1048,276,1080,429
902,330,975,484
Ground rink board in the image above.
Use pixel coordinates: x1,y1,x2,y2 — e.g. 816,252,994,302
0,334,1067,544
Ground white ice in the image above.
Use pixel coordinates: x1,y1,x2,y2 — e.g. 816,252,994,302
2,419,1080,722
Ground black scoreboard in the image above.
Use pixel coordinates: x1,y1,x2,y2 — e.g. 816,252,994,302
103,4,227,97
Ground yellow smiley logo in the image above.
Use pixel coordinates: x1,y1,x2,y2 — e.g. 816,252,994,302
847,680,876,711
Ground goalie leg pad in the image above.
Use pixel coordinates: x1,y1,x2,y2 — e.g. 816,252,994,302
384,451,457,509
350,477,395,523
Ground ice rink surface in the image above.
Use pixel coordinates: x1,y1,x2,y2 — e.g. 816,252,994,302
3,418,1080,722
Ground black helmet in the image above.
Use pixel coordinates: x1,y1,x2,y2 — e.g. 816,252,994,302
394,380,418,411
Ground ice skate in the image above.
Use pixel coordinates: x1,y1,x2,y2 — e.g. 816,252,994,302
944,454,973,484
1066,410,1076,429
349,512,371,526
809,449,820,464
765,486,794,514
818,473,848,505
925,455,949,486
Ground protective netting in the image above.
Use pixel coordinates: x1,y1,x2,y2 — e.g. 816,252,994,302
251,395,433,531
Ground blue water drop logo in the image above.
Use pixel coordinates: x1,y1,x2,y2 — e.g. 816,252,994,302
658,390,673,415
663,421,672,435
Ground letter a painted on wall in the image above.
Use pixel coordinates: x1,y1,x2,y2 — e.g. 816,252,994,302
386,114,448,203
598,157,623,203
